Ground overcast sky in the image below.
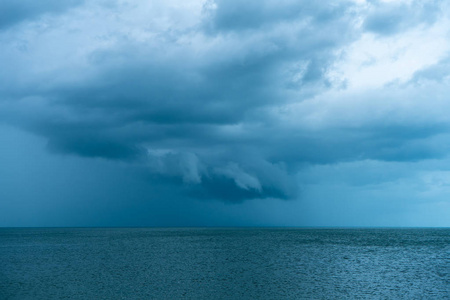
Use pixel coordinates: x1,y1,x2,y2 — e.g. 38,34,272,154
1,0,450,227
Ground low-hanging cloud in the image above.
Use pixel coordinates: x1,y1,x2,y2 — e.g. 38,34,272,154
2,0,450,202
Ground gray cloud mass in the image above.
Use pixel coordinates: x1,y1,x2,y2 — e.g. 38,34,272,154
0,0,83,30
2,0,450,215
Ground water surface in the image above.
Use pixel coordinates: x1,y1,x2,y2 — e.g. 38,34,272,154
1,228,449,299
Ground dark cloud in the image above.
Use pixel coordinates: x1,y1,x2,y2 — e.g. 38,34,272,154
1,0,450,205
409,56,450,84
363,0,441,35
47,134,144,160
203,0,355,33
187,175,288,202
0,0,82,30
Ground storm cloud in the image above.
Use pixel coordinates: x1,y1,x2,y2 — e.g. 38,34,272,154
2,0,450,225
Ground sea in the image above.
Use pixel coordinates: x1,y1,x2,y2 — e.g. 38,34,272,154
0,228,449,299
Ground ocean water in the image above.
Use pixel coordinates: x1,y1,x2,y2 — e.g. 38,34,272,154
0,228,449,299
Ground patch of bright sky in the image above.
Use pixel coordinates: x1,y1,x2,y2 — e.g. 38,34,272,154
329,19,450,90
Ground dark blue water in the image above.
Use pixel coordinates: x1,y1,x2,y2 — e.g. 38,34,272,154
1,228,449,299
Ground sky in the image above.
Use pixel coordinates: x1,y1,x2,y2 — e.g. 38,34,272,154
1,0,450,227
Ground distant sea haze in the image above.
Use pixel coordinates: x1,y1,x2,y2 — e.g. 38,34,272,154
1,228,449,299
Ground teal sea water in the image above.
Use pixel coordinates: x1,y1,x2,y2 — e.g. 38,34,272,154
1,228,449,299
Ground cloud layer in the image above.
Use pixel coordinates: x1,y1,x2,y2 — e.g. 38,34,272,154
2,0,450,206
